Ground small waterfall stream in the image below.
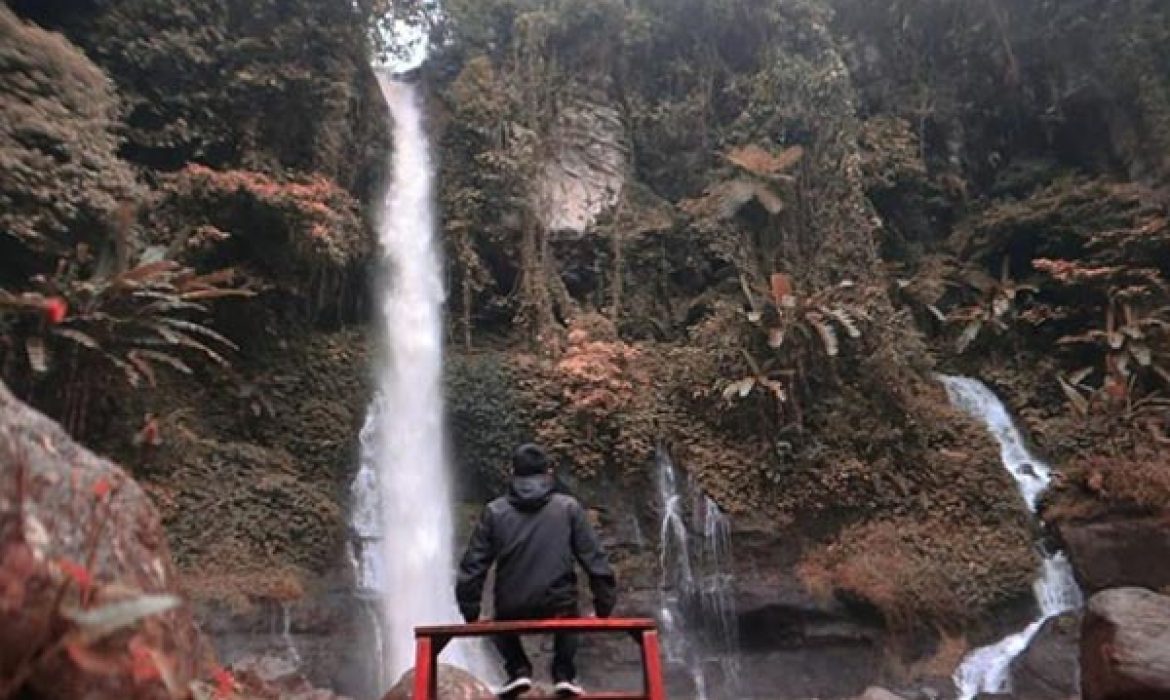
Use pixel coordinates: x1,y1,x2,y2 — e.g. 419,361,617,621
939,376,1083,699
656,448,741,699
348,75,492,691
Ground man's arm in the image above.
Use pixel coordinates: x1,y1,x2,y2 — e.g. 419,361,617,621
455,505,496,622
569,501,617,617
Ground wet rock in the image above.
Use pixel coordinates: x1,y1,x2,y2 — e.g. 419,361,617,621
534,91,628,234
857,686,911,700
381,663,493,700
232,652,355,700
1081,587,1170,700
1010,612,1081,700
0,380,202,699
197,591,379,700
1060,516,1170,594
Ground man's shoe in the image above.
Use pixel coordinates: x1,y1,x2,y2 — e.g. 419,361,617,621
496,676,532,698
553,679,585,697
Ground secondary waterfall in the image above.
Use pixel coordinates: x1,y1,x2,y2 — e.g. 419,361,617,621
349,75,489,688
656,448,740,700
939,376,1083,699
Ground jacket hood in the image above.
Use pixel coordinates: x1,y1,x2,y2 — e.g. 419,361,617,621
507,473,555,511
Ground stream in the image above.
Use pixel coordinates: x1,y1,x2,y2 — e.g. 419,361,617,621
939,376,1083,698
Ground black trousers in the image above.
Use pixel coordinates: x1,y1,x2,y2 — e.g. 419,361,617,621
492,608,578,682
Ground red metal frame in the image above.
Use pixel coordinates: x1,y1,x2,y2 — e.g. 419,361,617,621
411,617,666,700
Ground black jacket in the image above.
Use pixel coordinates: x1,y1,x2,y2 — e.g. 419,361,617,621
456,474,617,621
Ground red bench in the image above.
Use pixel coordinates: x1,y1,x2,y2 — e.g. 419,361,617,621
412,617,666,699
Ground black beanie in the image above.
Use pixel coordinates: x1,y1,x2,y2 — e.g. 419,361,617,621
512,443,550,476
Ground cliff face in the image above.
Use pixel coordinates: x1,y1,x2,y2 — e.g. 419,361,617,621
0,2,385,695
431,0,1170,695
2,0,1169,698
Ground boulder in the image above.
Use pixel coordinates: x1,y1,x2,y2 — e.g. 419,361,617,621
1060,517,1170,594
857,686,910,700
1081,587,1170,700
232,653,354,700
381,664,493,700
0,381,202,698
1011,612,1081,700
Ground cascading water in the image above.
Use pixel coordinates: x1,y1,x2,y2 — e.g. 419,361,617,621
656,448,741,700
348,74,491,689
938,376,1083,699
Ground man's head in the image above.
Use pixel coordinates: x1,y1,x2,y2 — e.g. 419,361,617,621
512,443,551,476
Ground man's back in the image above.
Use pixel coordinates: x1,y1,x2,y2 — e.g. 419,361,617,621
454,443,616,696
457,472,616,620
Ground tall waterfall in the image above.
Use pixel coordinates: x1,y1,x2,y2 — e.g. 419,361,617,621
656,448,740,700
349,75,488,688
939,376,1083,699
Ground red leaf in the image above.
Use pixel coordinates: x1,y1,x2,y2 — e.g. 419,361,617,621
770,273,794,307
212,666,236,699
57,558,93,599
65,639,123,676
128,635,161,682
43,298,68,324
92,478,112,500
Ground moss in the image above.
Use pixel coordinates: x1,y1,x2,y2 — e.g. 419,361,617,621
445,353,529,497
0,5,140,258
11,0,389,198
799,516,1037,634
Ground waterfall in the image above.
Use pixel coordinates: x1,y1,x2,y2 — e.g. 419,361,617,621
279,602,303,669
938,376,1083,699
655,448,741,699
348,75,490,689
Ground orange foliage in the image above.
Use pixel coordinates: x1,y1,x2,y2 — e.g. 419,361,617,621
182,164,346,213
554,323,648,418
178,164,355,251
1032,258,1121,283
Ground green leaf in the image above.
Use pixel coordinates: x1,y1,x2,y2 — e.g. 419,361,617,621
1068,366,1095,386
827,307,862,338
956,320,982,353
722,377,755,401
1057,376,1089,416
26,337,48,373
51,328,101,350
157,318,238,350
63,594,180,642
1130,343,1153,367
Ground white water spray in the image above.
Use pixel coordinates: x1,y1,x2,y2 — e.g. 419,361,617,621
278,602,303,669
939,376,1082,699
656,448,741,700
349,75,491,688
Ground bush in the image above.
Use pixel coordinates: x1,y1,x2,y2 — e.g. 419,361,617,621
0,6,139,257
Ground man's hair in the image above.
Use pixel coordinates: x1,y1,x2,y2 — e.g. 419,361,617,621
512,443,550,476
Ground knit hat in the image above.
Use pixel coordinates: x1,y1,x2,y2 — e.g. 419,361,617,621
512,443,550,476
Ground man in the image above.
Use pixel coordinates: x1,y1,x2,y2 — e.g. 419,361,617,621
456,444,617,698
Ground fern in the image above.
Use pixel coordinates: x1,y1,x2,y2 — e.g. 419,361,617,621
0,253,251,433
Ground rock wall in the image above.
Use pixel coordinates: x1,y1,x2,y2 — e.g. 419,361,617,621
0,2,385,696
433,0,1170,695
2,0,1169,698
430,0,1046,695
